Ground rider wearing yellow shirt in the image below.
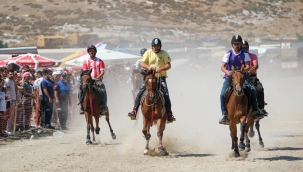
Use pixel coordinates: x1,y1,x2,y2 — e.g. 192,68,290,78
128,38,176,123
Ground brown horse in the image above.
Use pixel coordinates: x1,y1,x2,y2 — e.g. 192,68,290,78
81,70,116,144
131,69,142,100
140,70,168,155
227,65,254,157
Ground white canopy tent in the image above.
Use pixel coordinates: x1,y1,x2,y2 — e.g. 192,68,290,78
64,49,141,66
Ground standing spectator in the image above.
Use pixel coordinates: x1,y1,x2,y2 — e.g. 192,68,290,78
19,72,35,129
33,71,43,128
51,71,60,125
40,69,55,129
0,78,6,116
55,73,71,130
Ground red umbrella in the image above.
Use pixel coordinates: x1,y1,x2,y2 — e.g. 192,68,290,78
0,53,61,69
0,61,7,67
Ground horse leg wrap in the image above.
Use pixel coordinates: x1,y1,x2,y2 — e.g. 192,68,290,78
142,130,151,140
157,132,163,137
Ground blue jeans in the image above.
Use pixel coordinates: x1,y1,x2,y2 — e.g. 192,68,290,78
220,80,259,114
220,80,229,113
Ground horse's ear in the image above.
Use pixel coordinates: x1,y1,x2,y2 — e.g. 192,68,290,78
231,65,235,72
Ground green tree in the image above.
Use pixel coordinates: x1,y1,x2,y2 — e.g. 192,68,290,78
296,33,303,40
0,40,8,48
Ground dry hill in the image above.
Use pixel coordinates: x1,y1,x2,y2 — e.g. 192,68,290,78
1,0,303,47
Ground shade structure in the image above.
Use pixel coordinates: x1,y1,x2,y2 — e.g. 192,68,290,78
59,42,106,67
64,49,141,66
0,53,61,69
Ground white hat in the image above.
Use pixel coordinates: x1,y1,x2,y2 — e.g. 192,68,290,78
52,71,60,75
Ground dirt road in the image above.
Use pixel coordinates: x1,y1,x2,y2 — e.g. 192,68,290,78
0,65,303,172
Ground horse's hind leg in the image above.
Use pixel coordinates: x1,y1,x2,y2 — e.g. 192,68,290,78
105,110,116,140
248,121,255,138
245,135,251,152
255,121,264,147
95,112,100,135
239,122,246,151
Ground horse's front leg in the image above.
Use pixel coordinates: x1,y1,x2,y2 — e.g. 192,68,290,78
230,122,239,157
255,121,264,147
157,118,166,154
239,121,246,151
86,123,92,145
142,116,151,155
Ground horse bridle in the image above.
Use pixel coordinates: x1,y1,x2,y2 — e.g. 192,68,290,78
145,75,160,106
82,74,93,93
231,70,244,95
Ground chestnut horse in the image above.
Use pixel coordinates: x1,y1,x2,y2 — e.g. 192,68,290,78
140,70,168,155
81,70,116,144
227,65,254,157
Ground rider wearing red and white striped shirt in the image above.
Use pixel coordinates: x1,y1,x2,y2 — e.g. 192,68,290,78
79,45,108,116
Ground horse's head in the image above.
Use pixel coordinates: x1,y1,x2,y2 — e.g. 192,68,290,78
81,69,93,92
141,69,158,100
231,65,245,96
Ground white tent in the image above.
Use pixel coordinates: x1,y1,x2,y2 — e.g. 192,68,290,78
64,49,141,65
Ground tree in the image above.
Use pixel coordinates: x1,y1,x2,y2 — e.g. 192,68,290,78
296,33,303,40
0,40,8,48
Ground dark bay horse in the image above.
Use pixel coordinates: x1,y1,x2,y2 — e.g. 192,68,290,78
131,69,142,100
227,65,254,157
140,70,168,155
81,70,116,144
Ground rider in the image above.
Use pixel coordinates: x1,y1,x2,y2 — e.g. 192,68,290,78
78,45,108,117
242,40,268,116
128,38,176,123
219,35,265,125
135,48,147,72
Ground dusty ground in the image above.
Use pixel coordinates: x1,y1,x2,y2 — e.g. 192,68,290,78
0,63,303,172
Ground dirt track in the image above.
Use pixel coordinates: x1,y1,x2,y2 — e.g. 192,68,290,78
0,64,303,172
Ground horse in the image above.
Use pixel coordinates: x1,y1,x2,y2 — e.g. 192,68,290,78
131,69,142,101
226,65,254,157
81,70,116,144
140,69,168,155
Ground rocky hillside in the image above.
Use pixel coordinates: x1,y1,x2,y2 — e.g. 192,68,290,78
1,0,303,47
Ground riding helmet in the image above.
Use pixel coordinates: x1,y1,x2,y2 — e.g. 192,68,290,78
242,40,249,47
140,48,147,56
231,35,243,44
151,38,162,46
87,45,97,52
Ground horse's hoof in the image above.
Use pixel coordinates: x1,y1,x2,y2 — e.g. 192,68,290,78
86,140,92,145
111,133,116,140
246,147,251,152
158,146,165,153
234,152,240,157
259,142,264,148
248,130,255,138
95,127,100,135
143,149,149,155
239,143,245,151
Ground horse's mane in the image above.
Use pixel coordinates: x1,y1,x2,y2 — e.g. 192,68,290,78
80,70,90,77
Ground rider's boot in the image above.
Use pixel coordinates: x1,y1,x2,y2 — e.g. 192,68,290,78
252,110,265,121
163,94,175,123
128,84,145,120
219,111,229,125
99,89,108,118
260,109,268,116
